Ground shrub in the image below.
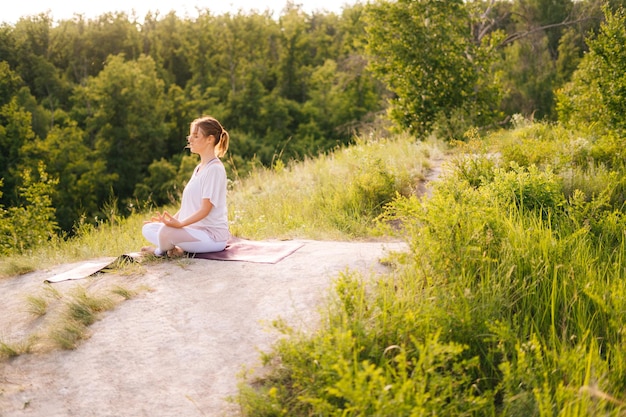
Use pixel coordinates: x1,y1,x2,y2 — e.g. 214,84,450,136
486,163,565,216
314,155,397,234
556,6,626,134
0,162,59,255
496,122,582,170
589,133,626,170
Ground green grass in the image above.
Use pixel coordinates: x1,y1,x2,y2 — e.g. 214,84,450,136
47,289,107,350
0,340,32,358
228,134,442,240
236,122,626,416
0,214,148,279
25,294,49,317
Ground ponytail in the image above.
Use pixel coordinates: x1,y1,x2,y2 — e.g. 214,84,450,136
215,129,230,157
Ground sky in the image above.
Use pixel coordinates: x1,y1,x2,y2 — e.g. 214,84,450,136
2,0,358,24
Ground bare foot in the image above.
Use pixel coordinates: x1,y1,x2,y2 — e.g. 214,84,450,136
141,246,157,256
167,246,185,258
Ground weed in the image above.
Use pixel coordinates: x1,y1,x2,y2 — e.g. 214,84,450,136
66,288,113,327
0,341,20,358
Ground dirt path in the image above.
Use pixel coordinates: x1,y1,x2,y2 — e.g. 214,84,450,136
1,240,407,417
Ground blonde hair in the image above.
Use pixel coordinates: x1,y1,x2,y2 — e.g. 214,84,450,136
193,116,230,157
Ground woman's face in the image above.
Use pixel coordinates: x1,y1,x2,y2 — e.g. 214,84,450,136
186,125,205,154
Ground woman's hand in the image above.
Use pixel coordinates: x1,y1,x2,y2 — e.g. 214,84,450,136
143,211,184,228
160,211,183,228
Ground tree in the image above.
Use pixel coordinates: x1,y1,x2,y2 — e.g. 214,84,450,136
71,54,168,206
8,14,67,133
278,5,312,103
133,157,178,207
0,162,59,254
18,119,117,231
496,32,557,119
0,61,23,108
364,0,502,138
141,12,192,87
0,96,35,206
556,6,626,133
512,0,574,57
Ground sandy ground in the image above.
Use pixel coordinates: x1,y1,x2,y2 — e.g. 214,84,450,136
0,239,408,417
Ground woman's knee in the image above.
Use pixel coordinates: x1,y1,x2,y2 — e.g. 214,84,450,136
157,225,178,242
142,222,161,241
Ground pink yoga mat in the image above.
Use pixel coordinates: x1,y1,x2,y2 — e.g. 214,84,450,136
192,237,304,264
44,239,302,283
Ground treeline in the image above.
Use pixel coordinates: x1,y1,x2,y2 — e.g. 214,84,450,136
1,4,386,234
0,0,624,249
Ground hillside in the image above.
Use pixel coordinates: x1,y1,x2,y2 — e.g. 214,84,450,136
0,135,447,415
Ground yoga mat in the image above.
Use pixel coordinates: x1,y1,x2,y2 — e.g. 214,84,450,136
192,237,304,264
44,253,141,283
44,258,118,283
44,239,303,283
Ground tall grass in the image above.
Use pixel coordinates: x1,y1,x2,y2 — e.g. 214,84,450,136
238,122,626,416
228,134,442,240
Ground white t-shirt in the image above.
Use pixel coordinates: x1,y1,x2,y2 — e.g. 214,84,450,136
178,159,230,242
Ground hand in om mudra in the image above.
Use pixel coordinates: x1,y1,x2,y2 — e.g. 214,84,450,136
144,211,183,228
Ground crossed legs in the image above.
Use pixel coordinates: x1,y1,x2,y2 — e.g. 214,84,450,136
142,223,227,256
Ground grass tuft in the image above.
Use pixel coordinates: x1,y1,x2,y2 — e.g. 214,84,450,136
110,285,137,300
66,288,114,327
25,295,48,317
51,320,88,350
0,339,32,358
0,341,20,358
49,288,116,350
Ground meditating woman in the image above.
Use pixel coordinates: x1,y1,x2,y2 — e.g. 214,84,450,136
141,116,230,257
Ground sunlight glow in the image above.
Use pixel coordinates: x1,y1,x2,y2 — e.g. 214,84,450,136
3,0,356,24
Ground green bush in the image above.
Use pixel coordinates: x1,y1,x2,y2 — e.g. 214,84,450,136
313,155,397,234
133,158,178,207
589,133,626,170
486,163,565,216
496,121,582,170
0,162,59,255
556,6,626,134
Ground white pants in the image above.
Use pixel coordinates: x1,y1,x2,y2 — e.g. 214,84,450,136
142,222,227,255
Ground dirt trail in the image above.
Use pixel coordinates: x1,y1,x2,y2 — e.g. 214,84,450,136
1,240,407,417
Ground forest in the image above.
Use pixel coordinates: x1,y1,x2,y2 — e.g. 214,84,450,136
0,0,625,253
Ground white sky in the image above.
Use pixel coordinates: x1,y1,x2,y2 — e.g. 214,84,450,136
2,0,357,24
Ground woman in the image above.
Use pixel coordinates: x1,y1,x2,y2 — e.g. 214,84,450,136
142,116,230,257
